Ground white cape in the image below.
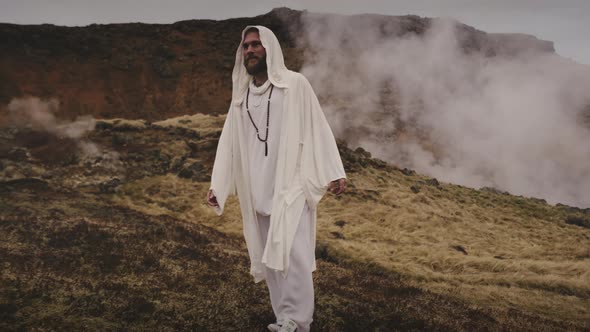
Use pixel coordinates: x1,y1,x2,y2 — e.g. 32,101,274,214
210,25,346,282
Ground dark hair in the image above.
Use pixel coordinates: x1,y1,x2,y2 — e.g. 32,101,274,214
243,27,259,38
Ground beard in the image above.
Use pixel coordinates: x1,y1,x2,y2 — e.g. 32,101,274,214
244,55,267,75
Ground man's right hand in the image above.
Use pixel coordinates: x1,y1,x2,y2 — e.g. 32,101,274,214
207,189,219,207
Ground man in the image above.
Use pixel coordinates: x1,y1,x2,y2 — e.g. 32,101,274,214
207,25,346,332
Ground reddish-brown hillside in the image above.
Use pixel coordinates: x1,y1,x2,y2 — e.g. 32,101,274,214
0,8,554,121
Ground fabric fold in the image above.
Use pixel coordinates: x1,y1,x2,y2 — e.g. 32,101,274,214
209,25,346,282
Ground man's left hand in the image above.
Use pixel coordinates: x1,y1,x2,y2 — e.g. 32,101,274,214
329,178,347,195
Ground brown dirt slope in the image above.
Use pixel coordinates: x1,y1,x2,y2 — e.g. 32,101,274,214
0,180,575,331
1,118,587,331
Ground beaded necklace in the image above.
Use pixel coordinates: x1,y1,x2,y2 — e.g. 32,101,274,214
246,84,274,156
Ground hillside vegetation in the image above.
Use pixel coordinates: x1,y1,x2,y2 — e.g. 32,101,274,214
112,115,590,325
1,113,588,330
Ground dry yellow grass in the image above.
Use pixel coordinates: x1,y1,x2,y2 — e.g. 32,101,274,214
111,174,243,237
319,168,590,322
96,118,148,130
153,113,227,137
110,113,590,324
97,115,227,136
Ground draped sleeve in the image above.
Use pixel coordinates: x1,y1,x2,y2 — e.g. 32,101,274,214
299,75,347,208
209,106,237,215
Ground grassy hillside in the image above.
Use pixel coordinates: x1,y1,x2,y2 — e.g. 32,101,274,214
110,115,590,325
1,114,588,330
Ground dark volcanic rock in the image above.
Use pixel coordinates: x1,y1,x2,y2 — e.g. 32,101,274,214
98,177,122,193
481,186,510,195
425,178,440,187
334,220,347,227
6,147,30,161
565,216,590,229
178,160,208,181
451,245,469,255
402,168,415,176
0,178,49,192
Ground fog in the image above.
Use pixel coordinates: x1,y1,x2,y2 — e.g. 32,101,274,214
8,97,100,157
299,14,590,207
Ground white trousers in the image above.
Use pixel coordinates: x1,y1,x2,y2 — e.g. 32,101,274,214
256,202,315,332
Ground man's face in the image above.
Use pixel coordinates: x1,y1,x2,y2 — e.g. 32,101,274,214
242,31,267,75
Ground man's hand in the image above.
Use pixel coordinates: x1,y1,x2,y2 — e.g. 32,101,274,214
329,178,346,195
207,189,219,207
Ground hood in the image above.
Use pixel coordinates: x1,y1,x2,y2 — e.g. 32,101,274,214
231,25,289,104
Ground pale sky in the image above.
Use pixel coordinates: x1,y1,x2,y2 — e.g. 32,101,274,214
0,0,588,65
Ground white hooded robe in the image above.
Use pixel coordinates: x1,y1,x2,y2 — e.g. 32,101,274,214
210,25,346,283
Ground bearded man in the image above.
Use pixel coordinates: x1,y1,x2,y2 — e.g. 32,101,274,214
207,25,346,332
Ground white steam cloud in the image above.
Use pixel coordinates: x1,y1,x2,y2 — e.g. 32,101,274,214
300,14,590,207
8,96,100,157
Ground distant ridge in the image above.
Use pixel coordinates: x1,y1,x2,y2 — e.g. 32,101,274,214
0,8,554,121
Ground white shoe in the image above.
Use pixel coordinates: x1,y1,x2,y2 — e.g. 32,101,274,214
267,323,281,332
278,319,297,332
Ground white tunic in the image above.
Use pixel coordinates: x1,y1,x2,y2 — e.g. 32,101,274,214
242,79,285,216
210,25,346,282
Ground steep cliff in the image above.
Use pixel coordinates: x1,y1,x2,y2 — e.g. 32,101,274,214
0,8,554,121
